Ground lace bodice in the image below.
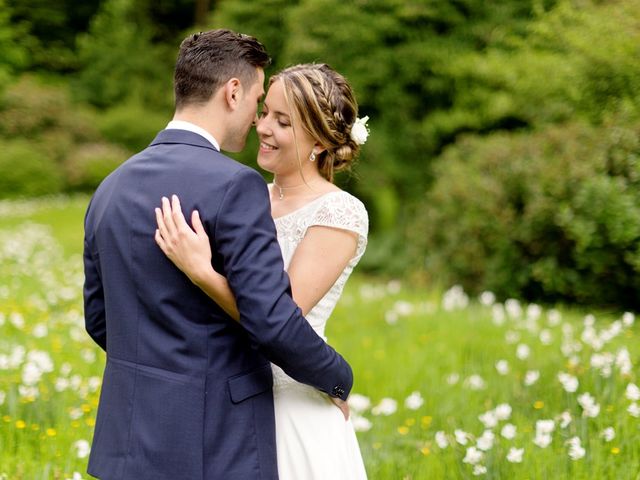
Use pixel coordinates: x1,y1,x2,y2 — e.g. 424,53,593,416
271,190,368,388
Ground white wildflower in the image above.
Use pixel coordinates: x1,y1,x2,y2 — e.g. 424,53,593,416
559,411,572,429
479,291,496,306
479,411,498,429
495,360,509,376
351,414,372,432
371,398,397,416
463,446,483,465
578,392,600,418
491,304,506,325
348,394,371,413
465,375,486,390
533,433,552,448
539,329,552,345
625,383,640,402
628,403,640,418
73,440,91,459
558,372,579,393
455,429,470,445
472,465,487,476
404,391,424,410
477,430,495,451
524,370,540,386
600,427,615,442
536,419,555,435
622,312,635,327
506,447,524,463
505,299,522,318
446,373,460,385
516,344,530,360
567,436,585,460
501,423,516,440
495,403,512,421
435,431,449,449
547,309,562,326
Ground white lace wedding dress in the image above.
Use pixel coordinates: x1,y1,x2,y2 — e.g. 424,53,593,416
271,189,369,480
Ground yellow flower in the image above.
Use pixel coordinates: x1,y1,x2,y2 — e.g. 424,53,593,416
31,424,40,431
398,426,410,435
405,418,416,426
533,400,544,410
2,415,11,423
86,418,96,427
46,428,57,437
71,421,81,428
420,446,430,456
611,447,620,455
421,416,433,428
15,420,26,429
81,404,92,413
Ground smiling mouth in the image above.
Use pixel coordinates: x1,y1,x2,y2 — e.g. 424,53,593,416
260,141,278,151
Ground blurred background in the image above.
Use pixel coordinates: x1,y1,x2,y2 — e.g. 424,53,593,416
1,0,639,310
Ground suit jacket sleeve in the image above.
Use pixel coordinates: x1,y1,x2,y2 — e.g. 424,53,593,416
83,205,107,351
212,168,353,399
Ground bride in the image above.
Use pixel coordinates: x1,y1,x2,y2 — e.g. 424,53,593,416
155,63,369,479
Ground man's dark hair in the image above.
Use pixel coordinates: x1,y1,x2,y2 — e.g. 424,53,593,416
174,29,271,109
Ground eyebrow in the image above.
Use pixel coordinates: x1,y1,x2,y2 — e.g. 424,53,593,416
262,102,290,119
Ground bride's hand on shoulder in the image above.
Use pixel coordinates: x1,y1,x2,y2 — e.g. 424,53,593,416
155,194,213,284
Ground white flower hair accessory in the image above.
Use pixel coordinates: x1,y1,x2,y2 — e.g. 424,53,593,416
350,115,370,145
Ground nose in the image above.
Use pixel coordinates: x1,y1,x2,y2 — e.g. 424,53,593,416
255,116,269,136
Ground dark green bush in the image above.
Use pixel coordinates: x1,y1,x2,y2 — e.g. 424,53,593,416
63,142,130,191
413,119,640,309
0,140,64,198
97,102,168,152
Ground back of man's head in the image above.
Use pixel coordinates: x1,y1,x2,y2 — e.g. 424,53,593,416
174,29,271,110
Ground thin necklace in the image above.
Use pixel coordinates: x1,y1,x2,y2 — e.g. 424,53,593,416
272,178,319,200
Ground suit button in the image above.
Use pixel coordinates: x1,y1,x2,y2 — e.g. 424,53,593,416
332,385,345,397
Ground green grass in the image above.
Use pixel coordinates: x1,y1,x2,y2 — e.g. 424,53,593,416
0,196,638,479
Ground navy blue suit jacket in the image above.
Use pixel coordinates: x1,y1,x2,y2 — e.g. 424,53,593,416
83,129,353,480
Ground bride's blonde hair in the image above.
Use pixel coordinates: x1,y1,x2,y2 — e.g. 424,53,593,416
270,63,360,182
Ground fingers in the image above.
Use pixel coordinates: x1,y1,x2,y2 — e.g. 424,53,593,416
161,196,177,238
171,194,188,229
155,207,169,242
191,210,206,236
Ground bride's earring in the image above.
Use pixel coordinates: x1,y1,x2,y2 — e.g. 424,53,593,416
309,151,316,162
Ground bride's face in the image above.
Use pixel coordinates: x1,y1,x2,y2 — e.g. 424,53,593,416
256,79,316,176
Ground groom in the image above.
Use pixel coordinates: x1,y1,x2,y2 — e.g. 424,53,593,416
83,29,353,480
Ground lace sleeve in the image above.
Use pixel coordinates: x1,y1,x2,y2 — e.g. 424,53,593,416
309,192,369,261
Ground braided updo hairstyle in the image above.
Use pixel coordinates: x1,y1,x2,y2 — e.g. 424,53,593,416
270,63,361,182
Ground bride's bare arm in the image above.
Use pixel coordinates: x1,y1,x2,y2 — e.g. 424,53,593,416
154,195,240,321
286,225,358,316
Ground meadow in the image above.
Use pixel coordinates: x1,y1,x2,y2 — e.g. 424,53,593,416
0,196,638,479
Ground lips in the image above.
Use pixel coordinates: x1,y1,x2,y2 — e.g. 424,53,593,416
260,141,278,151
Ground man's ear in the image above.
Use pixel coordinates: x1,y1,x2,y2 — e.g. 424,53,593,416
224,78,242,110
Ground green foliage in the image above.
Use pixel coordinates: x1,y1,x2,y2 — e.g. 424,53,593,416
74,0,173,109
0,76,99,143
7,0,100,72
97,102,168,151
63,143,130,192
414,118,640,309
0,141,65,198
0,0,28,92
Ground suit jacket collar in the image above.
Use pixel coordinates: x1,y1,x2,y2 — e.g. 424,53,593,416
149,129,220,152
